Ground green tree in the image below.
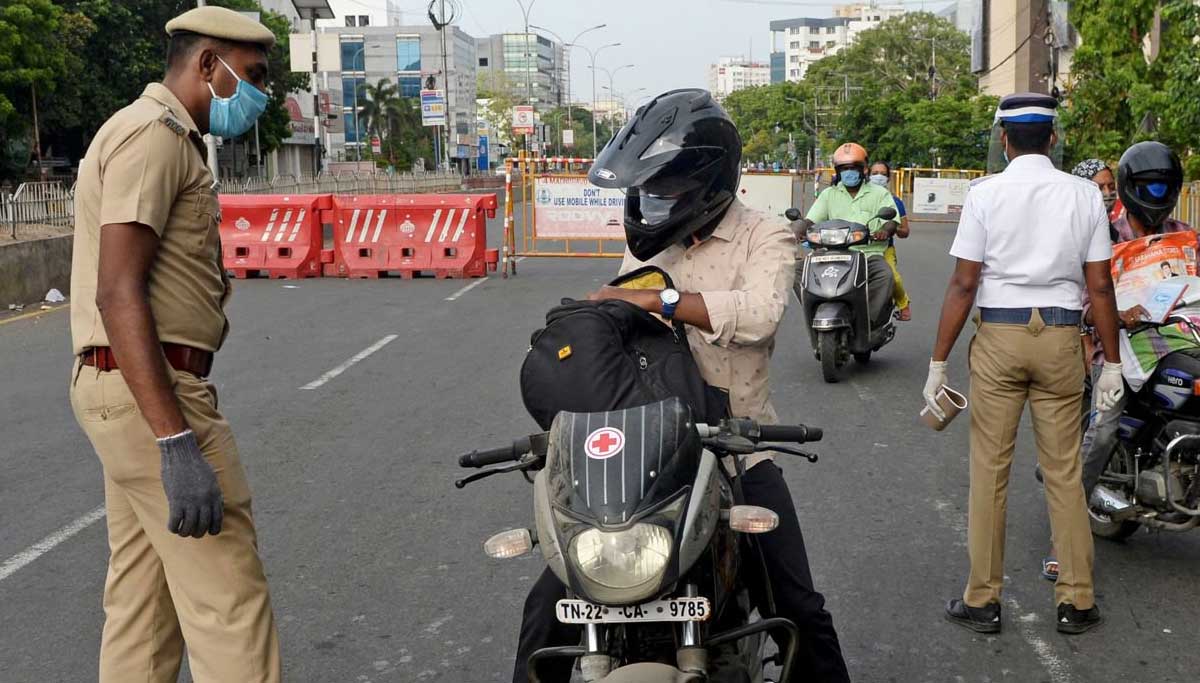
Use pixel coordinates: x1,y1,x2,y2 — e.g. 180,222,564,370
0,0,75,180
358,78,433,170
30,0,306,179
1064,0,1200,176
723,81,816,166
803,11,986,167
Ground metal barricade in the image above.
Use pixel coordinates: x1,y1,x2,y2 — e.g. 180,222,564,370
502,154,624,278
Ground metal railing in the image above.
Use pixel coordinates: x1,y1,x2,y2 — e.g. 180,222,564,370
220,171,466,196
1,181,75,239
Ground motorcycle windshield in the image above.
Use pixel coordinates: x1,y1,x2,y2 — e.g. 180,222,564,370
544,397,702,526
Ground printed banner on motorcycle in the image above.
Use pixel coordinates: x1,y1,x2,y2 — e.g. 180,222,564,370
533,176,626,240
911,178,970,214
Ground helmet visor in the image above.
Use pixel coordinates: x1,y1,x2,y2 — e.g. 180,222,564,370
627,186,704,228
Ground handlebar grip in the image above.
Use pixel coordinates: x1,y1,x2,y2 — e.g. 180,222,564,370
458,444,517,468
758,425,821,443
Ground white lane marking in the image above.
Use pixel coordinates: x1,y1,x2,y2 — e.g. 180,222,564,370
344,208,362,243
288,208,306,243
444,278,488,302
299,335,399,390
1004,595,1074,683
358,209,374,243
274,209,294,243
450,210,470,242
371,209,388,243
0,506,106,583
425,209,443,243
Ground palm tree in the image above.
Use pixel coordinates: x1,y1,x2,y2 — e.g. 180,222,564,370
360,79,400,145
360,78,430,168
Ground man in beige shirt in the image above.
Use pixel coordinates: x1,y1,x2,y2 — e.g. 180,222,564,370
70,8,280,681
512,89,849,683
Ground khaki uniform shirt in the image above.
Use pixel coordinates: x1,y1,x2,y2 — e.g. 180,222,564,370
71,83,230,356
620,199,797,469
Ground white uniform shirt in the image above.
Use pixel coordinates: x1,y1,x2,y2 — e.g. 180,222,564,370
950,154,1112,310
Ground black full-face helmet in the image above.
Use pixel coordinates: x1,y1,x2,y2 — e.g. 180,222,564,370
1117,141,1183,228
588,89,741,261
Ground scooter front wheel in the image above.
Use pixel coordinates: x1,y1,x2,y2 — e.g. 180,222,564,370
819,330,842,383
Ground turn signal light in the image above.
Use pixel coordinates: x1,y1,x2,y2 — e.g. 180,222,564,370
484,528,534,559
728,505,779,534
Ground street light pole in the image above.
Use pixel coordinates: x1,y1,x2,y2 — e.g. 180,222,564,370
529,23,605,132
351,46,366,162
576,41,620,158
515,0,537,154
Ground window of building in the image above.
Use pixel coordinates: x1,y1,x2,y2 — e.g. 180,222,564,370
479,57,489,67
789,40,799,49
826,40,837,48
809,41,820,49
340,39,365,72
826,26,835,34
789,27,799,34
345,16,356,27
343,112,360,143
341,75,365,109
396,35,421,72
790,68,799,77
789,55,799,63
398,74,421,98
359,15,370,26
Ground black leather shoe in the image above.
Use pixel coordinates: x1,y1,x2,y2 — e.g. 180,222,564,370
1057,603,1103,634
945,599,1001,633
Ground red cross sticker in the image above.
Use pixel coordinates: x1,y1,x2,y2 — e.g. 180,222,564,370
585,427,625,460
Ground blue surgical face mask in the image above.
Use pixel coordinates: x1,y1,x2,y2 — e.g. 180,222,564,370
869,174,888,187
839,169,863,188
208,56,269,138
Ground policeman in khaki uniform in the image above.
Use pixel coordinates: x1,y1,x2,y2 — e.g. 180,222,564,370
69,8,279,681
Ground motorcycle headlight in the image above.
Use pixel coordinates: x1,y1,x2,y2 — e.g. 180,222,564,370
820,228,849,246
569,523,673,590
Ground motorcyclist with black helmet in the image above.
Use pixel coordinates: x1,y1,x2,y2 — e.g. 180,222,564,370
1079,141,1195,507
510,88,850,683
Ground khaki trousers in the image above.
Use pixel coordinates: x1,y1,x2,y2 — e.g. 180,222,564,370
964,315,1095,609
70,362,280,683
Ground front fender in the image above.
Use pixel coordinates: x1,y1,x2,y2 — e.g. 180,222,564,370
599,663,703,683
812,302,851,330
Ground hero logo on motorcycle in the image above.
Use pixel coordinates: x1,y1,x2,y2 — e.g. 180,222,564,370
585,427,625,460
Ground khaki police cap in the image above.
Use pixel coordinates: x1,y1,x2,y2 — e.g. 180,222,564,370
166,6,276,49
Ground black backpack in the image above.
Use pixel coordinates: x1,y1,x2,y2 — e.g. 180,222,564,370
520,267,730,430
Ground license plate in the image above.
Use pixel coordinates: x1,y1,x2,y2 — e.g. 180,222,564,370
555,597,711,624
810,254,852,263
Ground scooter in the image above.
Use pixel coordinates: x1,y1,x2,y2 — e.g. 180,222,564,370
786,206,898,383
456,397,824,682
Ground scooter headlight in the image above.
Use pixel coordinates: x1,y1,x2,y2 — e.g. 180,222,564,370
569,523,673,590
819,227,850,246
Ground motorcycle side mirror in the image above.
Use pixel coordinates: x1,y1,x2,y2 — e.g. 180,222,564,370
784,208,802,221
876,207,897,221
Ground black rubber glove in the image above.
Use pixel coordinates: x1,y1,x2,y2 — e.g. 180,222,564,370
157,429,223,538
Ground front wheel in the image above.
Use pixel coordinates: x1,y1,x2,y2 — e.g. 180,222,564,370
819,331,841,383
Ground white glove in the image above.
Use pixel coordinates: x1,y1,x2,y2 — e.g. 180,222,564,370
1094,361,1125,413
923,360,949,421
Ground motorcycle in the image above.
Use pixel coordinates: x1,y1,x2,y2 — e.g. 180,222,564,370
456,396,824,682
1088,315,1200,539
785,206,898,383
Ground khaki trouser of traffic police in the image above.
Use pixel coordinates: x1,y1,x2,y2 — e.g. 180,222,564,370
70,361,281,683
963,311,1095,610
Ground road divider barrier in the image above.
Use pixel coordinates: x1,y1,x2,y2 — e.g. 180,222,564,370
218,194,331,279
328,194,496,279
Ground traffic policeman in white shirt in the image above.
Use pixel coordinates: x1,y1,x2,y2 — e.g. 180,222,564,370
923,93,1123,635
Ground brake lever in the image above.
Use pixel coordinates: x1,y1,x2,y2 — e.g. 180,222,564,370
759,445,819,463
454,455,543,489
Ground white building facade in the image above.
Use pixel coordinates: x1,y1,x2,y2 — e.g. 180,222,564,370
707,57,771,102
769,4,905,82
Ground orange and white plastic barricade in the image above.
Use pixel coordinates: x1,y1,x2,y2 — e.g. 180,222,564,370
218,194,331,279
329,193,496,279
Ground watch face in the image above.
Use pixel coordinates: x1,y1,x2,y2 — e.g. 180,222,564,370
661,289,681,305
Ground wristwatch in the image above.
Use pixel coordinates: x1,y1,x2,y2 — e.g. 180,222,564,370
660,288,681,319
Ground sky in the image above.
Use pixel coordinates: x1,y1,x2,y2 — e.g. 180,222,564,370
326,0,956,107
